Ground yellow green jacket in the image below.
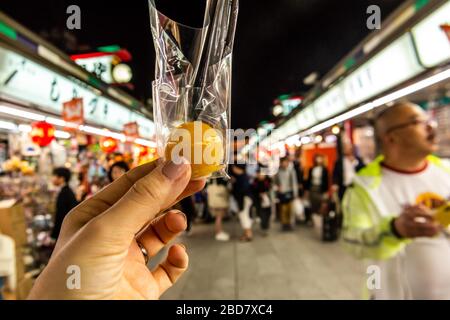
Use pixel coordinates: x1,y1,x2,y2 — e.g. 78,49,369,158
342,155,450,299
342,155,450,260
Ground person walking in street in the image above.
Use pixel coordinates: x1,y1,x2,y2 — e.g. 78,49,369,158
293,148,305,197
274,157,298,231
293,148,309,224
206,178,231,241
50,167,79,241
332,142,365,201
252,168,272,236
305,154,329,216
230,163,254,241
342,102,450,299
179,196,196,236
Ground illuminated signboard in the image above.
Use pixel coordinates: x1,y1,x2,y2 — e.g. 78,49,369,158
313,85,346,121
74,55,114,83
411,1,450,67
341,33,423,107
300,105,317,130
284,118,299,137
0,46,154,139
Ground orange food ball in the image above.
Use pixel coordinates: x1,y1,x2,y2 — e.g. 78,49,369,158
165,121,224,180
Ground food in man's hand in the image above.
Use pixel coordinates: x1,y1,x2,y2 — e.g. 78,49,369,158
434,202,450,227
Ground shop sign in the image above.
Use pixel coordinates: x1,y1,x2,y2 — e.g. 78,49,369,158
411,1,450,67
299,105,317,130
281,118,299,139
280,96,302,116
313,85,346,121
123,121,140,138
0,47,154,139
74,55,114,83
271,35,421,138
441,24,450,42
341,33,423,107
62,98,84,126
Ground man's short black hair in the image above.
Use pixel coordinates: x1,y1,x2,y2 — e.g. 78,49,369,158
53,167,72,184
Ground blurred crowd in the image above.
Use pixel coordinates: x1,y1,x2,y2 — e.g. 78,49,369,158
47,140,365,245
172,141,365,243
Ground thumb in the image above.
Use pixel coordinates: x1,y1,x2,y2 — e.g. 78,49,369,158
94,158,191,244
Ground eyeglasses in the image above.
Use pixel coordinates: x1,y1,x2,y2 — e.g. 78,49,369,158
386,118,437,134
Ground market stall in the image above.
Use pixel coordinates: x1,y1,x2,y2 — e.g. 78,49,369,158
0,12,157,299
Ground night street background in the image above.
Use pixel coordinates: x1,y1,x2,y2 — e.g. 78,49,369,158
1,0,404,129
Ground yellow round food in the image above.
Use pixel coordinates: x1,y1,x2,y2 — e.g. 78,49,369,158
415,192,445,209
434,202,450,228
165,121,224,180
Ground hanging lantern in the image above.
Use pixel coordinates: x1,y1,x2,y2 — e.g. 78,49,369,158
100,137,118,153
30,121,55,147
137,145,149,157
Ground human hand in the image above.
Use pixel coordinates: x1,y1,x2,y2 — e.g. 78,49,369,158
393,204,441,238
28,159,206,300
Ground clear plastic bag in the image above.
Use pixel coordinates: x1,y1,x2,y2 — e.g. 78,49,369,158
149,0,239,180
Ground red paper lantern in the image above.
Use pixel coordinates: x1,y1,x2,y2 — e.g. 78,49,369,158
30,121,55,147
138,145,149,157
100,137,118,153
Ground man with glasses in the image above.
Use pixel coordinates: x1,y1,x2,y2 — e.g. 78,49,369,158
342,101,450,299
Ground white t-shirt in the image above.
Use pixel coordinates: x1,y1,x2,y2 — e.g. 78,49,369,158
377,162,450,299
343,157,357,187
311,166,323,187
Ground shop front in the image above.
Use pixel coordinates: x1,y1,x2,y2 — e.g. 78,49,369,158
0,13,157,299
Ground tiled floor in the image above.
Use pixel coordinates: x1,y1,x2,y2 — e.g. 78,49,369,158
157,218,365,300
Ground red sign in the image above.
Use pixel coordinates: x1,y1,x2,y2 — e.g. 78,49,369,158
62,98,84,127
441,24,450,42
123,122,139,138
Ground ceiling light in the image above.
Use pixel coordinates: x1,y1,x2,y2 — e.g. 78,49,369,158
55,131,71,139
331,125,340,135
0,104,46,121
0,120,17,131
314,135,323,143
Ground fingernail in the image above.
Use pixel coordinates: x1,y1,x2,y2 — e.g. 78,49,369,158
162,158,188,180
178,243,187,251
175,210,187,222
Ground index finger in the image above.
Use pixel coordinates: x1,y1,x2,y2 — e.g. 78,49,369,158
58,159,205,248
70,160,160,225
53,160,159,249
404,206,434,220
